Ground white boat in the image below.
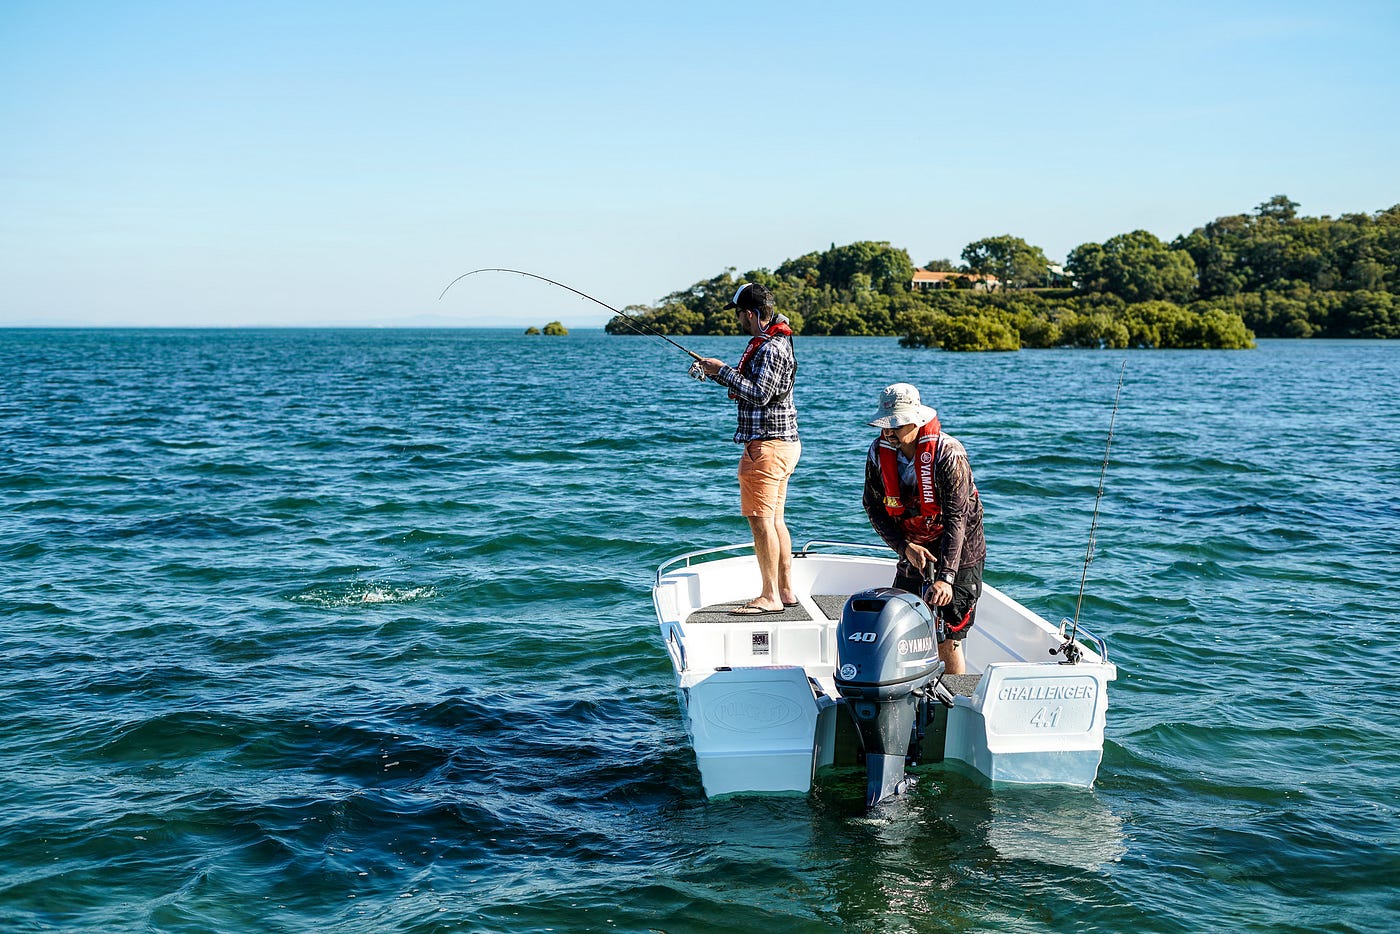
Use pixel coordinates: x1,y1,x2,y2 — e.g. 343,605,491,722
653,541,1117,804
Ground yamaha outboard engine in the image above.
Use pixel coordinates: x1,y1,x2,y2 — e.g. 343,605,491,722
834,588,945,807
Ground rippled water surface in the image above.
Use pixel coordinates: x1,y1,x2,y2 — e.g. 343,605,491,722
2,329,1397,932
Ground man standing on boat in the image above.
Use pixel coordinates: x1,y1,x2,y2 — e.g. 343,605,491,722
692,283,800,616
862,383,985,674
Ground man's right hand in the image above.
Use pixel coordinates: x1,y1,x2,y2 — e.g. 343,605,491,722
927,579,953,607
696,357,725,377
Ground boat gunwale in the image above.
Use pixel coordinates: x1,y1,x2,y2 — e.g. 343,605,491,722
653,540,1112,667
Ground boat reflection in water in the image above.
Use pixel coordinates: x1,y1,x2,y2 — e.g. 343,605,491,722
802,774,1126,928
819,769,1125,872
951,780,1126,871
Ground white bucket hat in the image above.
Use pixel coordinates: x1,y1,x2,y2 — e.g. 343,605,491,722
867,382,937,429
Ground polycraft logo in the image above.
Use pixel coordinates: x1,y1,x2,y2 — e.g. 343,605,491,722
706,690,805,733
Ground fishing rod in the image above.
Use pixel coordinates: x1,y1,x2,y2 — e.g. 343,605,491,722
1054,360,1126,665
438,267,703,362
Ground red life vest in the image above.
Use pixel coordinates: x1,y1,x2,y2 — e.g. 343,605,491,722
736,318,794,375
730,318,794,400
878,417,944,541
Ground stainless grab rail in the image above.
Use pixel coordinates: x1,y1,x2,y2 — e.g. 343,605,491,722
654,542,755,586
798,540,894,556
655,540,895,586
665,624,689,672
1059,619,1111,663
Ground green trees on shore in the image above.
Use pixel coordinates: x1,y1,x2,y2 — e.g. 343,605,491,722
1067,231,1197,303
1173,197,1400,338
897,293,1254,351
962,235,1051,291
604,198,1400,349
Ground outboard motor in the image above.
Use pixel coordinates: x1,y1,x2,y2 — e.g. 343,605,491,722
834,588,945,807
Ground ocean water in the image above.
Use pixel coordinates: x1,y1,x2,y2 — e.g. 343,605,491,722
1,328,1397,933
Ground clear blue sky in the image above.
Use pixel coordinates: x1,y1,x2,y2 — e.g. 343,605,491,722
2,0,1396,326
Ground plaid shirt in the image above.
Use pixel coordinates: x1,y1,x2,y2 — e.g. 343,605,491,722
714,333,799,443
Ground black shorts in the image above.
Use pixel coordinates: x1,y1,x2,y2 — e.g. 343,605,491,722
893,558,984,643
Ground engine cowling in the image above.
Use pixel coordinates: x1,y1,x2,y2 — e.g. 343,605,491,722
834,588,944,806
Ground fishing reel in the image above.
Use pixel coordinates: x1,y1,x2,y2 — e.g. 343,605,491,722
687,361,708,381
1051,618,1083,665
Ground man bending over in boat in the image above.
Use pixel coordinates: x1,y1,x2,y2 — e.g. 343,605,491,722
862,383,985,674
692,283,801,616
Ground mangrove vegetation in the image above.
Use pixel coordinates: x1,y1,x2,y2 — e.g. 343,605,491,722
604,197,1400,350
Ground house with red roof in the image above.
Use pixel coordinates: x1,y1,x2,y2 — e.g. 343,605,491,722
911,269,1000,291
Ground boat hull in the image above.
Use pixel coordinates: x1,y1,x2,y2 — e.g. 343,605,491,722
654,543,1117,797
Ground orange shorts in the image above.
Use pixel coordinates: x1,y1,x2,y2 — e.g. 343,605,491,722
737,439,801,518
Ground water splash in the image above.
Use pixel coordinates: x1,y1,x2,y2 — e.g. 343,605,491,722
289,582,438,608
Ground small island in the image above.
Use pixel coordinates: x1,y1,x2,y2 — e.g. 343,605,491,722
524,321,569,336
605,197,1400,350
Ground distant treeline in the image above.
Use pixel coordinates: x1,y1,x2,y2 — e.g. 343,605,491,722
605,197,1400,350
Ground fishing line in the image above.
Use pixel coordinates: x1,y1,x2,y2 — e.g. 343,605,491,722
1058,360,1127,663
438,267,703,362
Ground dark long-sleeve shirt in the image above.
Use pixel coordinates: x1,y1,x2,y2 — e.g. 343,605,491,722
862,434,986,582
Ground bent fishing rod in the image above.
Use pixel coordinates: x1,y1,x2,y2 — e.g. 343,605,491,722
1054,360,1127,665
438,267,703,362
